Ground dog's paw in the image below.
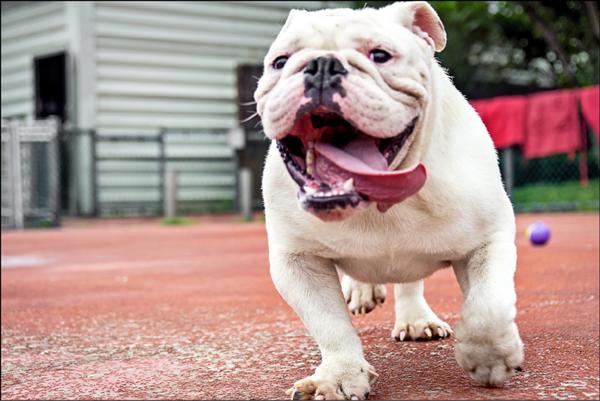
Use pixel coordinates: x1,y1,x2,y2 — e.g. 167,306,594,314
341,276,386,316
391,303,452,341
454,321,524,387
286,358,378,400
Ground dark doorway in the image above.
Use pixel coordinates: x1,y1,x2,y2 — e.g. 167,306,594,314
34,52,67,121
34,52,70,212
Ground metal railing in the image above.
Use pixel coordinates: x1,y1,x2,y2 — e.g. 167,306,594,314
91,128,236,217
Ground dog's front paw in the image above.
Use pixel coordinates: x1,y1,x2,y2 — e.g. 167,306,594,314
341,276,386,316
391,302,452,341
454,321,524,387
286,357,378,400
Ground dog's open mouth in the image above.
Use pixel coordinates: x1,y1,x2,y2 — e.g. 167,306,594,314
276,107,426,215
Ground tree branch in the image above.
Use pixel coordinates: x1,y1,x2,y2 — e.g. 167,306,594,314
583,1,600,45
520,1,580,86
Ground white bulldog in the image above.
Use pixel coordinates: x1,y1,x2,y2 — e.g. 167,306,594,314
254,2,524,399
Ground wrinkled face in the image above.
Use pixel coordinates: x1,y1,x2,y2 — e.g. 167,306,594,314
255,2,446,221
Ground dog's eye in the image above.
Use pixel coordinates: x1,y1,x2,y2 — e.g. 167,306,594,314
369,49,392,64
272,55,289,70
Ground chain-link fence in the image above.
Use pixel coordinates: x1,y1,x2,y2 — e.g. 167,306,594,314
1,118,61,229
500,131,600,213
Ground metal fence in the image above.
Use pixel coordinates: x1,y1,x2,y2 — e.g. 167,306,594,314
2,120,596,228
1,118,60,229
91,128,236,217
500,130,600,213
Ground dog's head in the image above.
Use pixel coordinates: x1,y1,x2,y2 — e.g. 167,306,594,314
254,1,446,221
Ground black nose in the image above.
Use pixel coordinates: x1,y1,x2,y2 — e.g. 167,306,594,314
304,56,347,98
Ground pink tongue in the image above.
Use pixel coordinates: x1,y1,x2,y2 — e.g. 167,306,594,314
340,136,388,171
314,140,426,207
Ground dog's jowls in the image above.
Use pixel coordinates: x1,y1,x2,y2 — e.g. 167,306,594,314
254,2,523,399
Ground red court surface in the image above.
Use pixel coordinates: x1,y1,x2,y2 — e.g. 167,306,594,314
1,213,599,400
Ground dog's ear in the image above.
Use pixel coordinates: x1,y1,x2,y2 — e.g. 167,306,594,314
281,9,301,33
386,1,446,52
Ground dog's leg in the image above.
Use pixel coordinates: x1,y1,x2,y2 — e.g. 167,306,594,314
271,251,377,400
341,275,386,316
452,240,524,387
391,280,452,341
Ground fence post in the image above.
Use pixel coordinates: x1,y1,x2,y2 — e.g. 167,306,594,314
164,168,178,219
89,129,99,216
576,98,589,188
49,119,61,226
9,121,24,229
502,147,514,198
239,167,253,221
158,129,166,215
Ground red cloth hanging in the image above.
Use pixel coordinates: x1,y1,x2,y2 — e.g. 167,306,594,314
578,85,600,138
523,89,581,158
470,96,527,149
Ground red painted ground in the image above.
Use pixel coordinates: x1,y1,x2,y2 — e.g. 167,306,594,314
1,213,599,400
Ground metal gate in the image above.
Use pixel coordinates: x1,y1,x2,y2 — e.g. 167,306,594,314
1,118,60,229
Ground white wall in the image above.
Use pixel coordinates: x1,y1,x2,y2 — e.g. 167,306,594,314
93,1,339,134
1,2,68,119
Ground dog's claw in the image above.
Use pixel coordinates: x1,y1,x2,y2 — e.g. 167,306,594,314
408,325,416,338
287,388,304,400
392,317,452,342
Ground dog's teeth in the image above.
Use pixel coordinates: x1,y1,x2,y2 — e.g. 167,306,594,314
304,186,317,195
306,142,315,176
343,178,354,192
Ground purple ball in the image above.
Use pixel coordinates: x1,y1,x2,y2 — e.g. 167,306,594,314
527,221,551,246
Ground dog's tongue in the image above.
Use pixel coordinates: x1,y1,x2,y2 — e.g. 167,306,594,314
314,138,426,210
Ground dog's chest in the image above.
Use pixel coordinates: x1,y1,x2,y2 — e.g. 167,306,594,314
306,215,467,280
338,253,451,283
310,208,468,255
315,227,456,282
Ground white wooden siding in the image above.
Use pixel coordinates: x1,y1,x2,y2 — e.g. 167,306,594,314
1,2,67,119
93,1,319,134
